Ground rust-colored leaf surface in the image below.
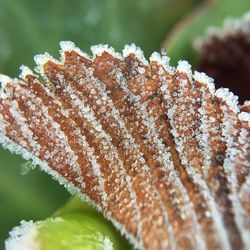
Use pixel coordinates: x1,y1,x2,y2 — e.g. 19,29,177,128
0,41,250,250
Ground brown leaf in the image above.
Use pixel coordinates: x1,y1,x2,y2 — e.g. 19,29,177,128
0,42,250,250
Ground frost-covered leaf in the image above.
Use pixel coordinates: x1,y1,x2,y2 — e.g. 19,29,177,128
194,12,250,103
0,1,202,244
1,42,250,249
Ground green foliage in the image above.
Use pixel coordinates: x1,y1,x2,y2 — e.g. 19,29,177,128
37,198,133,250
0,148,70,245
0,0,200,77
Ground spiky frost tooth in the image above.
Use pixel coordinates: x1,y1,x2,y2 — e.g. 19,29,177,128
34,53,57,75
1,41,250,250
91,44,123,60
149,51,173,73
19,65,36,80
122,44,149,66
59,41,91,61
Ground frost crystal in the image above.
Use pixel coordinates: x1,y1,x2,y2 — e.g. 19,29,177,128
20,161,36,175
5,220,41,250
0,74,12,99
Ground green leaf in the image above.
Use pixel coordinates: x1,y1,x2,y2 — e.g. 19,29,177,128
38,198,133,250
5,198,133,250
0,148,69,245
164,0,250,65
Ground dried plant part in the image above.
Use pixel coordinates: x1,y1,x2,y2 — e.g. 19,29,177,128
1,41,250,250
194,12,250,103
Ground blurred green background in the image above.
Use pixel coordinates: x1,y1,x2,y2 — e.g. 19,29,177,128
0,0,249,248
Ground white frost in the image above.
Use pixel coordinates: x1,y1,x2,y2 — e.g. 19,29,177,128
122,44,148,65
34,52,60,74
60,41,91,61
91,44,123,60
19,65,35,80
97,234,114,250
193,71,215,93
5,220,41,250
0,74,13,99
149,52,173,73
215,88,239,114
243,100,250,107
239,112,250,122
177,60,192,79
